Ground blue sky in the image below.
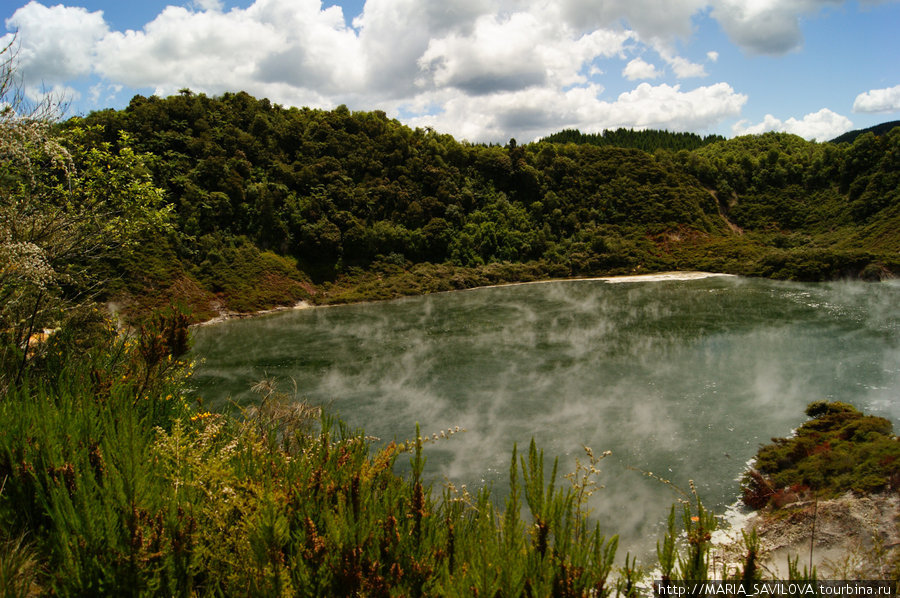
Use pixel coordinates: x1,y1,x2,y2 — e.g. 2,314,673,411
3,0,899,143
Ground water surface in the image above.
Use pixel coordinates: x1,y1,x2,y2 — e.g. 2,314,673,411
191,275,900,556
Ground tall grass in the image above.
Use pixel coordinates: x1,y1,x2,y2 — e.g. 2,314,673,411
0,310,779,595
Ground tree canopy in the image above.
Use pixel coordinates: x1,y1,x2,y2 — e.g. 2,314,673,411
56,89,900,316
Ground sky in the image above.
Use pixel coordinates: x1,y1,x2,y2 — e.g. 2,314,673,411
3,0,900,143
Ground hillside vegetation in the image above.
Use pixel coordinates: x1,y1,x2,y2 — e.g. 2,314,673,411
542,127,725,151
68,91,899,320
831,120,900,144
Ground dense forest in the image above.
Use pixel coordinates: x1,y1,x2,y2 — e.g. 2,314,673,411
831,120,900,144
541,128,725,151
63,90,899,320
4,74,900,593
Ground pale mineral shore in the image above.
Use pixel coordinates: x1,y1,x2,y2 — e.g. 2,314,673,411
192,300,316,327
710,493,900,579
193,270,736,327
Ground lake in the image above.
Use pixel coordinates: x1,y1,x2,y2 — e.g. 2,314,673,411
190,273,900,557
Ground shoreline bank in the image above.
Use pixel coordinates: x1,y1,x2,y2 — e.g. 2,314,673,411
192,299,315,327
193,270,736,327
712,492,900,579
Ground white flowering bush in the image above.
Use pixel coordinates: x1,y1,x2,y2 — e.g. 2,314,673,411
0,42,171,387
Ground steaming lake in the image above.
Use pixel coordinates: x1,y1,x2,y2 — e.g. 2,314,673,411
190,274,900,556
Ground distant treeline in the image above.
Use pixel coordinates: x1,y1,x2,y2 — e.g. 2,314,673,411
66,90,899,316
830,120,900,144
542,128,725,152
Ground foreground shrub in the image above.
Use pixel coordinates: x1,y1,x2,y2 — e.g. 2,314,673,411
742,401,900,509
0,311,771,595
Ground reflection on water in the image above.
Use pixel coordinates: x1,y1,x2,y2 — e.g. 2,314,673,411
190,275,900,557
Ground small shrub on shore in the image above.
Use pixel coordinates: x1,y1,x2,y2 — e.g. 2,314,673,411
742,401,900,509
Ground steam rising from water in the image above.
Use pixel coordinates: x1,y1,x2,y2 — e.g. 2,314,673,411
191,276,900,556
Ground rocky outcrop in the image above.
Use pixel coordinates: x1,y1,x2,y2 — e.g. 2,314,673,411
712,492,900,579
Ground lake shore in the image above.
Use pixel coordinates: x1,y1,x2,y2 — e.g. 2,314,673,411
193,270,735,327
467,270,735,290
192,299,315,327
712,492,900,579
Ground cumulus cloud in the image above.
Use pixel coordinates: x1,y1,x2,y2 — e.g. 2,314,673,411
623,58,662,80
711,0,803,55
665,55,707,78
556,0,706,40
711,0,845,55
557,0,847,56
853,84,900,113
417,11,631,95
89,82,121,104
610,82,746,129
93,1,363,100
4,2,108,84
409,82,747,143
24,82,80,103
3,0,886,141
641,42,707,79
191,0,224,11
352,0,490,99
732,108,853,141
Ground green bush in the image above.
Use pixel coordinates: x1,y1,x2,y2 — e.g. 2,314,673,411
742,401,900,509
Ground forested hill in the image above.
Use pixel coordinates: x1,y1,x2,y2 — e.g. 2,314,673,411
541,128,725,151
831,120,900,144
70,91,899,319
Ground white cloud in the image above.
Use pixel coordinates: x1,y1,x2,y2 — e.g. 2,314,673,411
89,82,102,103
853,84,900,113
557,0,848,56
556,0,706,40
710,0,843,55
646,42,707,79
92,0,364,102
732,108,853,141
417,10,632,95
623,58,662,80
409,82,747,143
610,82,746,129
355,0,490,98
4,0,885,142
733,114,785,136
4,2,108,84
192,0,224,11
666,55,707,78
89,81,122,104
24,82,80,103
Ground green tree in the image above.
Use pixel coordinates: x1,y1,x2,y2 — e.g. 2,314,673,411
0,44,171,387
